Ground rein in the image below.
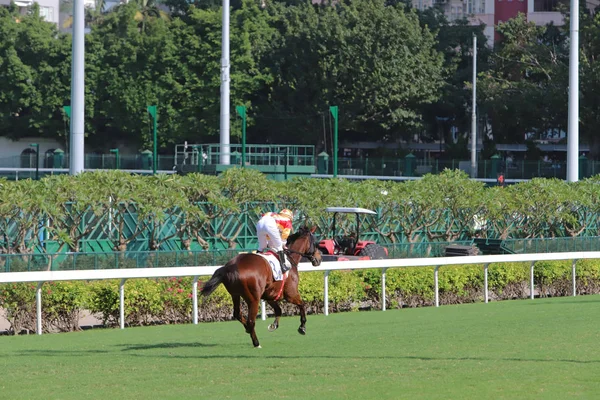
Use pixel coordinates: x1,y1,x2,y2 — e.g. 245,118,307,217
285,247,317,266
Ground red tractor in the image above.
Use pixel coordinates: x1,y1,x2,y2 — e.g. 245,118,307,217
317,207,388,262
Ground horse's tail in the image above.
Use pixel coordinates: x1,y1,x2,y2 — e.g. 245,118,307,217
201,266,227,297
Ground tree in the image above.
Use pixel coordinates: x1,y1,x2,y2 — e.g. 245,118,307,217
61,0,109,29
477,14,569,145
0,6,71,141
253,0,445,144
416,9,491,150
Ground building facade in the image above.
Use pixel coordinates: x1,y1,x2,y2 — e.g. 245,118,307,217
0,0,60,26
414,0,599,45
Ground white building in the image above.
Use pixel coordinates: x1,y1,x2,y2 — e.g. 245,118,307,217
414,0,599,45
0,0,60,26
0,137,64,168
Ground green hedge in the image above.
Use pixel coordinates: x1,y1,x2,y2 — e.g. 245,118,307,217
2,260,600,334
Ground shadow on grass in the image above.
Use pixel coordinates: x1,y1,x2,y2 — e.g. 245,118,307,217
121,342,217,351
13,345,600,365
122,353,600,365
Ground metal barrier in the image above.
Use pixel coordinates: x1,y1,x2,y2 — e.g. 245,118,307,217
0,167,175,181
1,251,597,335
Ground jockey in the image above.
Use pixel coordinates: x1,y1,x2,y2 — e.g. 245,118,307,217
256,209,294,272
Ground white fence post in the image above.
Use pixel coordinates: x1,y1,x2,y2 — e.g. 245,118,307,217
192,276,199,325
530,261,535,300
381,268,387,311
261,300,266,321
324,270,330,316
484,263,489,304
119,278,127,330
36,282,44,335
572,259,577,297
434,266,440,307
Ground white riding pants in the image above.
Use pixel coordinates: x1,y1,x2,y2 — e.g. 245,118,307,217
257,215,284,251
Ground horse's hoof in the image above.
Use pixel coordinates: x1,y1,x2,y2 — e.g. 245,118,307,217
298,327,306,335
255,345,262,349
268,323,277,332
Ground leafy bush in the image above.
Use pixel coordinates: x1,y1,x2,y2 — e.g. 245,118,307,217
0,283,36,334
88,279,163,327
42,281,90,332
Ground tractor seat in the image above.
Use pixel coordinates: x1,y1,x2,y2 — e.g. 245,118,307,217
336,236,357,254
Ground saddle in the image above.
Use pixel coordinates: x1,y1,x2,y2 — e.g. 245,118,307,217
255,250,289,281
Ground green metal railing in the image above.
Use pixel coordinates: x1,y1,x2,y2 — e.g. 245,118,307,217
502,237,600,253
0,249,248,273
2,150,597,181
329,158,597,180
5,237,599,272
174,143,316,168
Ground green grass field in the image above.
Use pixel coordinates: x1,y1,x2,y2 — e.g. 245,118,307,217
2,295,600,399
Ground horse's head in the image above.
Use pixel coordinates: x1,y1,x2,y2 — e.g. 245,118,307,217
286,226,322,267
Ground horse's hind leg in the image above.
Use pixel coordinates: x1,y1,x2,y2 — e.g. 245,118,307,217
232,295,247,328
267,300,282,332
285,293,307,335
245,300,261,348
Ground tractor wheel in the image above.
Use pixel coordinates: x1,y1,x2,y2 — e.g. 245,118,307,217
359,244,387,259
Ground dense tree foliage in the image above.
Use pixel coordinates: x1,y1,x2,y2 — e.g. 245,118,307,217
0,0,445,152
2,2,600,158
478,9,600,158
0,5,71,141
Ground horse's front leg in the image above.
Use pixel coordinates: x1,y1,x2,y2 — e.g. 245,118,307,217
267,300,282,332
285,293,306,335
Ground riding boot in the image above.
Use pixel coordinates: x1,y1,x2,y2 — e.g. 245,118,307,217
278,250,290,273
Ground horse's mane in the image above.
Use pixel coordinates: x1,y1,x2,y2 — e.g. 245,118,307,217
287,226,311,243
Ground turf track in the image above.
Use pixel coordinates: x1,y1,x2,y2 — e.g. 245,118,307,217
2,295,600,399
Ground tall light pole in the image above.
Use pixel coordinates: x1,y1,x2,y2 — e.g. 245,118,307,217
236,105,247,168
330,106,338,178
147,105,158,175
219,0,230,165
567,0,579,182
110,148,120,170
471,34,477,179
70,0,85,175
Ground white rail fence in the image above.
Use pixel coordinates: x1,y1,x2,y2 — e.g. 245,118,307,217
1,251,598,335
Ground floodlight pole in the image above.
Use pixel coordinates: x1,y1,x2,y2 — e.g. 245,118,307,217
219,0,231,165
471,34,477,179
70,0,85,175
567,0,579,182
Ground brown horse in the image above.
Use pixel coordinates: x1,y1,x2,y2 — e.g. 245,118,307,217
201,226,322,348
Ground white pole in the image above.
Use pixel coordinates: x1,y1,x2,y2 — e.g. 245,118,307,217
530,261,535,300
567,0,579,182
484,263,489,303
470,34,477,179
36,282,44,335
108,196,113,235
261,300,266,321
381,268,387,311
324,270,329,316
192,276,199,324
572,260,577,296
219,0,231,165
434,266,440,307
119,279,126,329
70,0,85,175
